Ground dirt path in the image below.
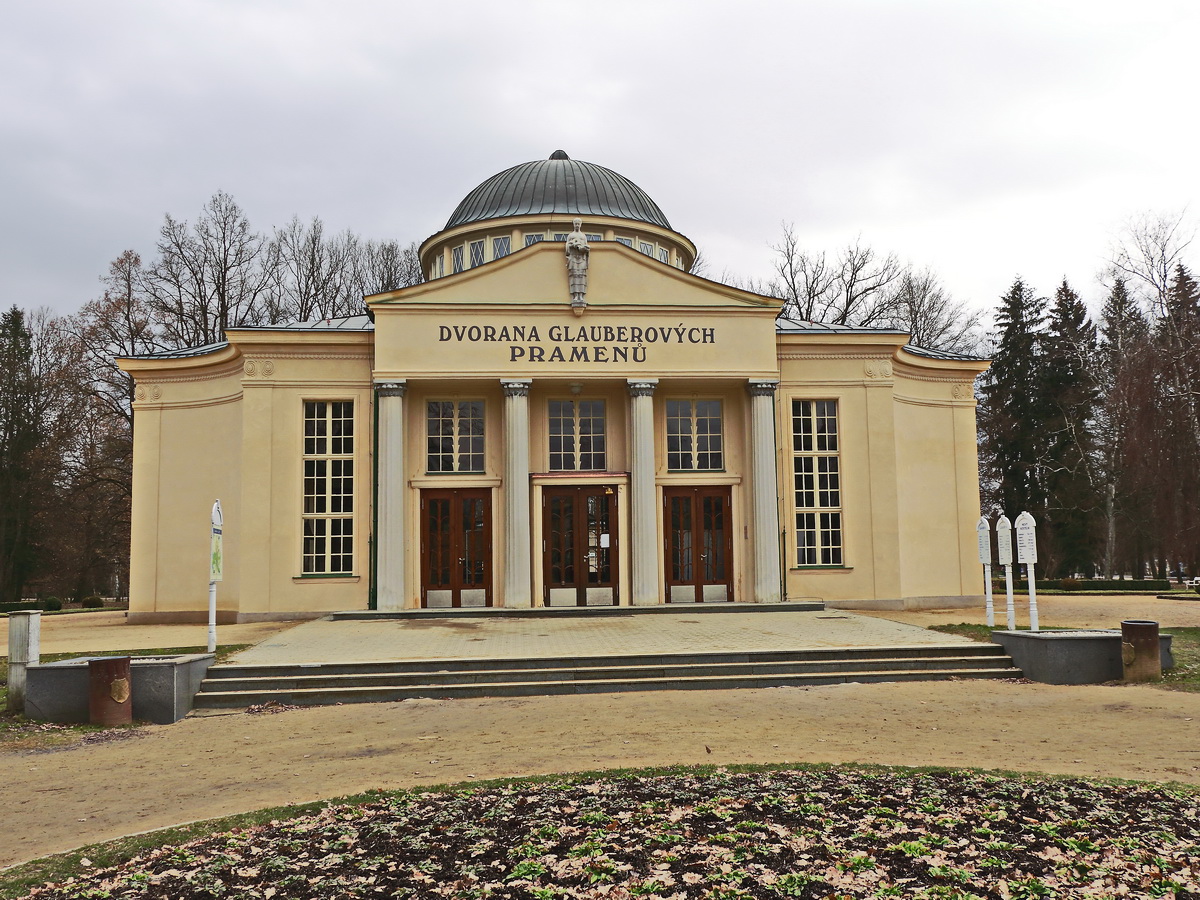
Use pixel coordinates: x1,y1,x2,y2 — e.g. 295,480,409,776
3,679,1199,870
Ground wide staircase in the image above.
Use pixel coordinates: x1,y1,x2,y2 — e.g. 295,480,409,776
193,644,1020,709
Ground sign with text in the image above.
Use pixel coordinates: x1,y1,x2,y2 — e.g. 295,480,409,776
996,515,1013,566
1015,511,1037,564
210,500,223,583
976,517,991,565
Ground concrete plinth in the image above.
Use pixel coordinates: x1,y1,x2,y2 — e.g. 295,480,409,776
25,654,216,724
991,629,1174,685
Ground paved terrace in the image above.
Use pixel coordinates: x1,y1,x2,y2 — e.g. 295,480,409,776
228,606,974,666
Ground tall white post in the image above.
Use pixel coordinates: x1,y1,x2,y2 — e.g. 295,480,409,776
1015,511,1039,632
7,610,40,713
375,381,407,611
208,499,223,653
977,516,994,628
502,380,532,608
628,379,659,605
748,380,782,603
996,514,1015,630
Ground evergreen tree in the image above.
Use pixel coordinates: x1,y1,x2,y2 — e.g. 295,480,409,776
1040,279,1101,576
978,278,1050,521
0,308,41,604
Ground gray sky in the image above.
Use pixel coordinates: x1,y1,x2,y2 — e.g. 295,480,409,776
2,0,1196,323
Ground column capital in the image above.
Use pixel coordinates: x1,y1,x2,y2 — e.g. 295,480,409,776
374,381,407,398
502,380,531,398
747,380,779,397
627,379,658,398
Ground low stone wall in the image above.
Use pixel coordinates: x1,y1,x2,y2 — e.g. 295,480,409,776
25,654,215,724
991,630,1174,685
824,595,984,611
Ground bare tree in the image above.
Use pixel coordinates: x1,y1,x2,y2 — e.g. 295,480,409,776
143,191,272,346
890,267,983,355
352,239,424,299
1110,210,1195,316
766,224,903,326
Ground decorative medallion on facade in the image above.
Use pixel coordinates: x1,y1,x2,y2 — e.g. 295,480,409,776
864,360,893,379
952,383,974,400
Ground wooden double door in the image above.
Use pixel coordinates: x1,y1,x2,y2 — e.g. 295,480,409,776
420,489,491,608
543,485,619,606
664,486,732,603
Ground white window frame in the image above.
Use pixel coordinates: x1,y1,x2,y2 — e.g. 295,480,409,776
302,400,355,575
426,399,486,473
548,398,607,471
665,399,723,472
792,399,843,567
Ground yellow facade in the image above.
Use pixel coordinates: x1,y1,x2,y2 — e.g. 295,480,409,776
119,154,988,622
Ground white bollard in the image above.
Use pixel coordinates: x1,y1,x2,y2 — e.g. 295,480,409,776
7,610,41,714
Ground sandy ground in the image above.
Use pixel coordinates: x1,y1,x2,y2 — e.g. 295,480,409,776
3,593,1199,871
853,592,1200,630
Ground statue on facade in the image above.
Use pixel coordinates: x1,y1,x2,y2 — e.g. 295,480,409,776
565,217,589,315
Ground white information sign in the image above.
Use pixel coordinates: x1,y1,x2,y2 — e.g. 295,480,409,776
210,500,224,583
996,515,1013,566
1015,511,1037,564
976,517,991,565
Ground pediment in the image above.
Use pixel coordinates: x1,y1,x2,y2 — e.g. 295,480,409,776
367,241,780,312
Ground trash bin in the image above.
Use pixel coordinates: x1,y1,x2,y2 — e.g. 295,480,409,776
1121,620,1161,682
88,656,132,725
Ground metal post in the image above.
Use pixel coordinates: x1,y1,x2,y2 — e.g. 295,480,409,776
1004,564,1015,630
207,580,217,653
984,563,994,628
1027,564,1040,632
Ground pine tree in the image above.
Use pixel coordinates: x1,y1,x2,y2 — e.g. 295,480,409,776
978,278,1050,521
1040,279,1101,576
0,307,41,604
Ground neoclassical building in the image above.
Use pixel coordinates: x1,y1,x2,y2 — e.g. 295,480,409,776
120,151,988,622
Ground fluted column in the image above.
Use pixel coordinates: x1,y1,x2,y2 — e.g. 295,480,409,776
628,379,659,605
502,380,532,607
749,380,783,603
375,381,407,611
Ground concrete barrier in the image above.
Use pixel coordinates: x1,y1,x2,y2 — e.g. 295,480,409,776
991,630,1173,685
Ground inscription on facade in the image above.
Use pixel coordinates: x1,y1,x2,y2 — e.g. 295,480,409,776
436,322,717,364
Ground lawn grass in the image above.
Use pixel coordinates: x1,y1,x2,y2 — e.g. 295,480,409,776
0,645,249,748
930,623,1200,692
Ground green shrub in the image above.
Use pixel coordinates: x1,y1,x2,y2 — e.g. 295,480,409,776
82,596,105,609
43,597,63,611
1060,577,1082,591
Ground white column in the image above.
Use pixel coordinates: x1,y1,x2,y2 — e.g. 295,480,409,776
6,610,40,713
748,380,783,603
628,379,659,605
375,381,406,611
502,380,532,607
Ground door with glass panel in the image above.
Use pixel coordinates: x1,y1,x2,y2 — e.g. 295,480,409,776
543,485,618,606
663,486,732,602
420,489,492,608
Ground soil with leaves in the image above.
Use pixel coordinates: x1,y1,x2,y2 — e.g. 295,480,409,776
21,767,1200,899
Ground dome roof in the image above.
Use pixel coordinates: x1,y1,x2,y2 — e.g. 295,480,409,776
445,151,672,230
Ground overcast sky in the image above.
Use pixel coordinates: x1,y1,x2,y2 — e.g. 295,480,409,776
2,0,1196,324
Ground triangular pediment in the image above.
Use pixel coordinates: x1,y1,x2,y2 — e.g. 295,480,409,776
367,241,780,312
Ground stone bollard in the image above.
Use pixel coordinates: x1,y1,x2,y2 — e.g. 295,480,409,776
88,656,133,726
7,610,41,713
1121,620,1161,682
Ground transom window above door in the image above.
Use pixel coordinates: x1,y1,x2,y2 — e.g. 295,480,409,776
666,399,723,471
548,399,606,471
427,400,485,473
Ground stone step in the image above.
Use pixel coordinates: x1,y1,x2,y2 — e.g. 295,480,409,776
198,655,1015,693
203,644,1007,681
192,644,1020,709
193,665,1022,708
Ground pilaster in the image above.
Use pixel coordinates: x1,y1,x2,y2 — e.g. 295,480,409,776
375,381,407,611
502,380,532,607
628,379,660,605
748,380,783,602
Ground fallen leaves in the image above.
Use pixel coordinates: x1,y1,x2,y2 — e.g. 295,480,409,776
20,767,1200,898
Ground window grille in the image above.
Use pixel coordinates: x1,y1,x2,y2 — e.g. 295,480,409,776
302,400,354,574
